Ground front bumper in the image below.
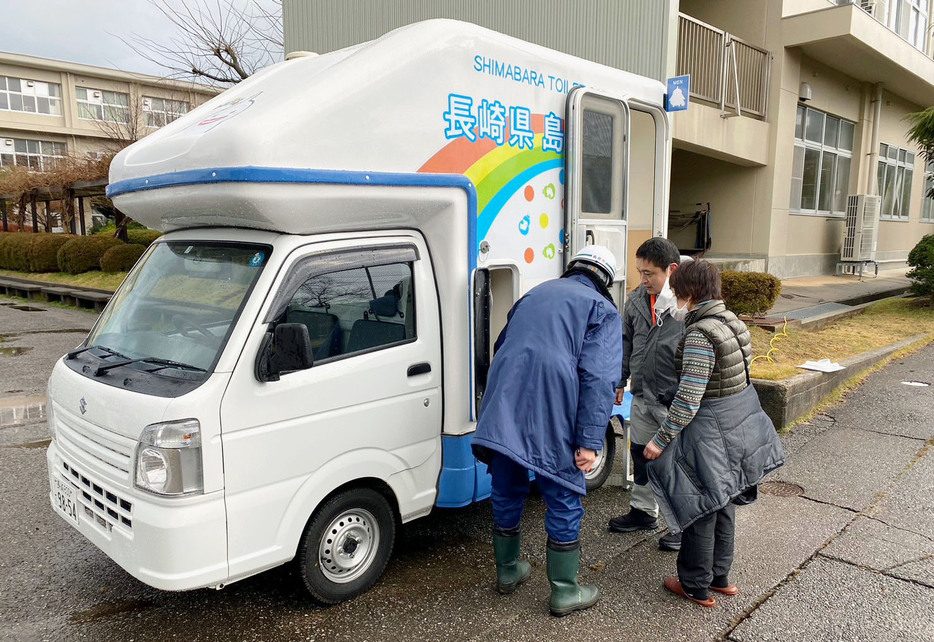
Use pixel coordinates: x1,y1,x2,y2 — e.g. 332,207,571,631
47,441,229,591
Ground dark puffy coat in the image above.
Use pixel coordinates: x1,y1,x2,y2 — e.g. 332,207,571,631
472,273,623,495
647,384,785,533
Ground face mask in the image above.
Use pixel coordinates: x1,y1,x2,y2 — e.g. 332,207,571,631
653,276,677,324
670,301,689,323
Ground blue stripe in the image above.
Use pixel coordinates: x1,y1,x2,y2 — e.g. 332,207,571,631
108,165,481,421
477,158,563,241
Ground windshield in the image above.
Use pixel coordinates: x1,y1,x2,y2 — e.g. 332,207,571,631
85,241,270,375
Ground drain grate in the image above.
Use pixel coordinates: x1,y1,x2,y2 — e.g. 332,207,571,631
759,481,804,497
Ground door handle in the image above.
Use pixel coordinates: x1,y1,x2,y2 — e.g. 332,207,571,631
407,362,431,377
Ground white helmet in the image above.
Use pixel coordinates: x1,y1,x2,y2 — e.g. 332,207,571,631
569,245,617,286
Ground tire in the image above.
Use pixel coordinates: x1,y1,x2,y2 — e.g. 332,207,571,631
297,487,396,604
585,422,617,491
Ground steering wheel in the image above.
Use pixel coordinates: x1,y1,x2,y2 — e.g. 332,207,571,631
172,314,218,343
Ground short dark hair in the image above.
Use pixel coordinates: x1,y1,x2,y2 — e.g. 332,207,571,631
670,259,722,302
635,237,680,270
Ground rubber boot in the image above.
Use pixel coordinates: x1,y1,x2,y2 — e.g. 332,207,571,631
492,526,531,595
546,538,600,616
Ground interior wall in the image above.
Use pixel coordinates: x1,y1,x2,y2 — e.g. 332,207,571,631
669,148,762,257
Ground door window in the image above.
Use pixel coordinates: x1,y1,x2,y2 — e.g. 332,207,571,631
283,259,415,363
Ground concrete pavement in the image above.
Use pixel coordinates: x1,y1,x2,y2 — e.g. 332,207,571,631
1,296,932,641
767,266,911,319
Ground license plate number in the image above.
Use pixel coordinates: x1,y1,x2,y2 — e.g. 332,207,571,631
52,476,79,525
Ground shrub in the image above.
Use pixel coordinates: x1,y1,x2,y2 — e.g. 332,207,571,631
907,234,934,307
126,229,162,247
26,234,76,272
57,236,124,274
100,243,146,273
0,232,36,271
721,270,782,317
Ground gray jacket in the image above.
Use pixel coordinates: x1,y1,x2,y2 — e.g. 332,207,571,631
621,285,684,401
647,385,785,533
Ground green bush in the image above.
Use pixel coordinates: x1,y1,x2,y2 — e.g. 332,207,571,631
126,229,162,247
721,270,782,317
57,236,124,274
0,232,36,271
26,234,77,272
100,243,145,273
907,234,934,306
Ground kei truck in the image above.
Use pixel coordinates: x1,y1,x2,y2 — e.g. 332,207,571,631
46,19,671,604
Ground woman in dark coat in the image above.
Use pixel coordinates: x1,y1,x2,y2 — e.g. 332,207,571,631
644,260,785,607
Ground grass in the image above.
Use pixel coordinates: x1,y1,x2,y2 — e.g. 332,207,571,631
0,268,128,291
750,297,934,380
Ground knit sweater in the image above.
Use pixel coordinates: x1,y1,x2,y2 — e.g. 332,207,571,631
652,329,715,450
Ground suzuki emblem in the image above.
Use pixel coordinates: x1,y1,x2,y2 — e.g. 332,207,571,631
79,397,87,415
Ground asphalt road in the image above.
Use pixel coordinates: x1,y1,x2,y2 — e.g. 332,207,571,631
2,297,932,641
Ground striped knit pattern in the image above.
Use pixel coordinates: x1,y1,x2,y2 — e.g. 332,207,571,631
653,330,715,450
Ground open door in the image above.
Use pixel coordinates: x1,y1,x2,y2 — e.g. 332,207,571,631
564,87,630,308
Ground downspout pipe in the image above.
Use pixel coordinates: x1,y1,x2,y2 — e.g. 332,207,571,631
867,83,883,195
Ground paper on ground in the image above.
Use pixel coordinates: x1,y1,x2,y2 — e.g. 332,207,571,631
797,359,845,373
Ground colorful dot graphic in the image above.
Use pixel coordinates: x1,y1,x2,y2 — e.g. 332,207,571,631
540,213,549,229
524,185,534,201
524,248,534,263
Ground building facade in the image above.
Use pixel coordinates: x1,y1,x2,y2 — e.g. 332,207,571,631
283,0,934,278
0,52,218,232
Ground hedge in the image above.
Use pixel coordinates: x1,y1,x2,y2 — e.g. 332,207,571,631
0,232,36,271
100,243,146,273
907,233,934,306
126,229,162,247
27,234,77,272
722,270,782,317
57,236,124,274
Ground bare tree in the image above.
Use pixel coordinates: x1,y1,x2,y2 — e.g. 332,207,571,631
121,0,283,86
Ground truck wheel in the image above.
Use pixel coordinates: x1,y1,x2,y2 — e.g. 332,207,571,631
297,487,395,604
585,423,617,491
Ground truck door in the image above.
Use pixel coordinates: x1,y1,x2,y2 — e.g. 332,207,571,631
219,236,442,580
565,88,670,304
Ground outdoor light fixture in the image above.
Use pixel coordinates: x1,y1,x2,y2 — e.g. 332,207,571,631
799,82,813,102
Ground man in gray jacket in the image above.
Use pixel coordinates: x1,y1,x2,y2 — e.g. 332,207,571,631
608,237,684,551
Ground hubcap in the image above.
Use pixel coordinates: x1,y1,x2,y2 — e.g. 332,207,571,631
318,508,380,583
585,436,608,481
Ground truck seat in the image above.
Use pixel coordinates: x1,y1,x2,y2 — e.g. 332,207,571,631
346,319,406,353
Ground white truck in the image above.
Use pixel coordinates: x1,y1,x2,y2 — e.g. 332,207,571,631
46,19,670,603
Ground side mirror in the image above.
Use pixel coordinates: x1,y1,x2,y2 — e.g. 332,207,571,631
256,323,314,382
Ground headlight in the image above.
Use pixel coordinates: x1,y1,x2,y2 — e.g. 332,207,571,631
134,419,203,496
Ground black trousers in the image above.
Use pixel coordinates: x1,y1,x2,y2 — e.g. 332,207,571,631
677,503,735,598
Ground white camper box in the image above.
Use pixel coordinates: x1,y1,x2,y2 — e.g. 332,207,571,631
46,20,670,603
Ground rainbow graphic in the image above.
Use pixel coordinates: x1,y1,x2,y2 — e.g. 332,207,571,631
419,114,565,274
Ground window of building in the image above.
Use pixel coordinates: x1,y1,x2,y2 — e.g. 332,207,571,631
791,105,855,216
143,96,189,127
922,161,934,223
0,76,63,115
894,0,929,52
76,87,129,123
283,260,415,363
0,137,67,170
877,143,914,220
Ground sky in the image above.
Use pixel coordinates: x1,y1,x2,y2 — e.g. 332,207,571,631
0,0,280,78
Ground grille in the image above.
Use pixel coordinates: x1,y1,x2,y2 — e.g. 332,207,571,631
62,460,133,533
53,403,134,480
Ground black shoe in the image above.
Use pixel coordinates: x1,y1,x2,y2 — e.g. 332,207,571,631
658,532,682,551
608,509,659,533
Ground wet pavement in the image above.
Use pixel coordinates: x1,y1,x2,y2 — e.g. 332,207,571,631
1,296,932,641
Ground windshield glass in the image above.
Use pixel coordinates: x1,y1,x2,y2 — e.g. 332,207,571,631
85,241,270,374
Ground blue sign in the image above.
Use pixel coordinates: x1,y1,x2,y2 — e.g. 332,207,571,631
666,75,690,112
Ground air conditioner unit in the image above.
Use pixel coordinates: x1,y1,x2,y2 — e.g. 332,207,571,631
842,194,880,261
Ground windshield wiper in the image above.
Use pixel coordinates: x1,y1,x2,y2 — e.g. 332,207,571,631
92,355,206,376
67,344,128,360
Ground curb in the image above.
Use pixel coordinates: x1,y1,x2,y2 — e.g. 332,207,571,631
752,334,929,430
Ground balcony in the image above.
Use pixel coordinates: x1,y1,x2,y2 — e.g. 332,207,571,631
673,13,772,166
677,14,772,120
783,2,934,106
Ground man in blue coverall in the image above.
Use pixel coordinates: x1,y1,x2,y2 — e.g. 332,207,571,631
472,245,623,617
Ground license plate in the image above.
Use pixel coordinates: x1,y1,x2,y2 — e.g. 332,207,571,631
52,476,79,525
